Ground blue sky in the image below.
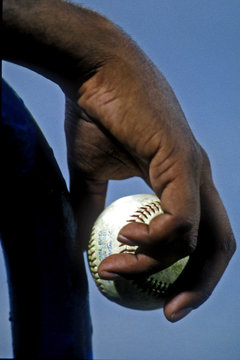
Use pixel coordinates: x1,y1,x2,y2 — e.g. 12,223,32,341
1,0,240,358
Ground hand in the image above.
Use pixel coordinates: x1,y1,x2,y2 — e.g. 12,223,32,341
3,0,235,326
65,55,236,322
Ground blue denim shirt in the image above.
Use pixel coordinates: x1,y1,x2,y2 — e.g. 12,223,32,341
1,79,93,359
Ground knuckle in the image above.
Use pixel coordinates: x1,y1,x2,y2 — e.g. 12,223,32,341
199,146,214,183
200,286,214,304
230,235,237,256
175,216,194,233
180,235,197,257
188,141,202,168
220,233,237,260
174,216,198,255
184,236,197,254
200,146,211,169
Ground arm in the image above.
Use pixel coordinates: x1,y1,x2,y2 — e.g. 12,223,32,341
3,0,142,96
3,0,236,323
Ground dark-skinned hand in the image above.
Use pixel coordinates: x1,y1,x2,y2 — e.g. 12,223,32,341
65,55,236,322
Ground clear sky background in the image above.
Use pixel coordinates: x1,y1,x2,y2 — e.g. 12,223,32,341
1,0,240,359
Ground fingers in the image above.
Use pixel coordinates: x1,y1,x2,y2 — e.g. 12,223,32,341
163,250,228,322
98,252,160,279
99,173,200,278
164,183,236,322
99,176,236,324
98,213,196,279
118,213,194,249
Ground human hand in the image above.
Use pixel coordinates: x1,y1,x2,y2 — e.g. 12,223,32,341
3,0,236,324
65,54,236,322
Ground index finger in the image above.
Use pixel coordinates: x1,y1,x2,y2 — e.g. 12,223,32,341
99,171,200,278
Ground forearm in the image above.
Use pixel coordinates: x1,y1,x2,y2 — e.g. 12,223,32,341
3,0,130,94
3,0,181,115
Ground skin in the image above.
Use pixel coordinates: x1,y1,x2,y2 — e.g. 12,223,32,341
3,0,236,323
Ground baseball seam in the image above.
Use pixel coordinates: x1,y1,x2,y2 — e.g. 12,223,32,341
88,199,167,297
88,228,106,293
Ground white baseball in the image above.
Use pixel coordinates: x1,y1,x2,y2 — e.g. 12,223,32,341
88,194,189,310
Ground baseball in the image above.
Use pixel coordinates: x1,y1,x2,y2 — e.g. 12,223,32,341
88,194,189,310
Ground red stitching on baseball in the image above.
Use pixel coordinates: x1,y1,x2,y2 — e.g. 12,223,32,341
136,209,149,218
141,206,152,216
127,200,161,224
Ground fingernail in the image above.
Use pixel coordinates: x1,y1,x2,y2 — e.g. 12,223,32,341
118,234,137,246
171,307,193,322
99,270,121,280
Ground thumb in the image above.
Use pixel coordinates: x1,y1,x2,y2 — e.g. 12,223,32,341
69,169,108,250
